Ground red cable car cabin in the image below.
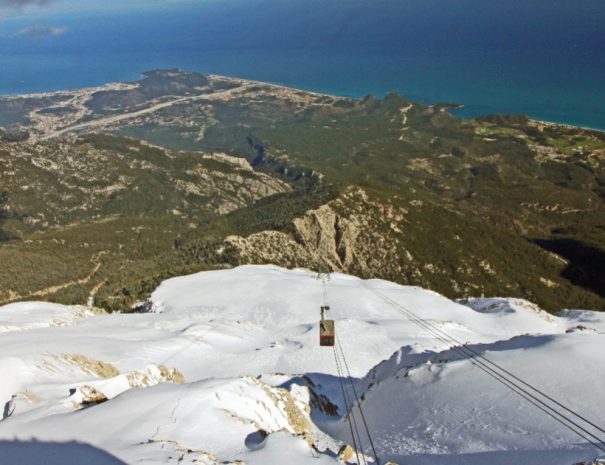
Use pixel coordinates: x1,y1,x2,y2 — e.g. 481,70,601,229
319,305,335,347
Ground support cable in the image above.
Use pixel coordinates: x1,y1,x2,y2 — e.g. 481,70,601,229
336,336,381,465
333,344,365,465
322,262,369,464
364,283,605,454
370,284,605,452
375,287,605,436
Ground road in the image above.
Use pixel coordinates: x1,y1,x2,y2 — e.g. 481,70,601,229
40,85,251,141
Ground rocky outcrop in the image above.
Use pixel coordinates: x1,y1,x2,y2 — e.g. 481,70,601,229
291,188,406,273
214,377,339,451
66,364,185,410
180,154,291,214
126,364,185,388
225,230,314,269
0,138,290,228
223,187,408,278
69,385,108,407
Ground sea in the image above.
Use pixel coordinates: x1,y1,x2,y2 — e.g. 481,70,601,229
0,0,604,129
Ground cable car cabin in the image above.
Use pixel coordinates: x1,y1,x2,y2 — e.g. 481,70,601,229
320,319,335,346
319,305,335,347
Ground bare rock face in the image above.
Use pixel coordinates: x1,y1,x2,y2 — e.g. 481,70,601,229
291,188,407,277
225,231,314,269
292,201,360,270
215,169,291,214
0,140,291,229
126,364,185,388
69,385,108,407
67,364,185,409
337,444,356,463
222,187,408,279
183,154,291,215
337,444,376,464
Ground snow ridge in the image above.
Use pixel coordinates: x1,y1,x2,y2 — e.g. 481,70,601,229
0,265,604,465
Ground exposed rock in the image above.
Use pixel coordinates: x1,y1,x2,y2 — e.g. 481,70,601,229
224,187,407,279
126,364,185,388
0,136,291,228
69,384,108,407
215,377,332,449
202,152,254,171
309,390,339,416
225,231,313,269
261,383,314,445
566,324,596,333
59,354,120,378
338,444,355,463
181,156,291,214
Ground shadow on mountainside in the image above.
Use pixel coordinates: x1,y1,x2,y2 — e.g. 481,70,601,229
0,194,11,242
0,219,10,242
0,440,127,465
533,238,605,299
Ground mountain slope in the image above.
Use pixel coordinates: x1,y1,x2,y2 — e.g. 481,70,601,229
0,266,604,465
1,70,605,311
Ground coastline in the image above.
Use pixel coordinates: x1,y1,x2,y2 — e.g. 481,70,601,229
1,70,604,134
531,119,605,134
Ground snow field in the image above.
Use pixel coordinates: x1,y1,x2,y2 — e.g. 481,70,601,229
0,265,603,464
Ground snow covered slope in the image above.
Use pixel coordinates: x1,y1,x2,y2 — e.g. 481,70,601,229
0,265,603,465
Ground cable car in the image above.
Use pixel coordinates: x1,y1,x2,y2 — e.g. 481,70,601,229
319,305,335,347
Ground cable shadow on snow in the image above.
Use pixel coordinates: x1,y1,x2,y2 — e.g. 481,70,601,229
281,334,559,413
0,439,127,465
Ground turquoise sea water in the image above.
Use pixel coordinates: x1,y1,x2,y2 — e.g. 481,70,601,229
0,0,604,129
